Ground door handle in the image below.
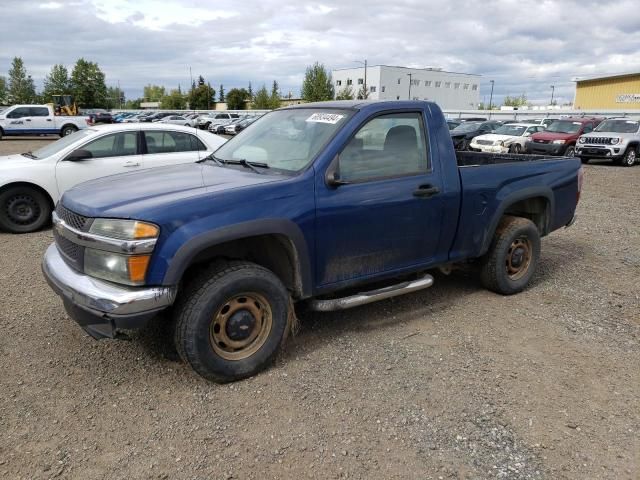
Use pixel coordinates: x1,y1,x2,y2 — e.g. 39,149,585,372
46,119,52,122
25,118,32,122
413,185,440,198
123,161,140,167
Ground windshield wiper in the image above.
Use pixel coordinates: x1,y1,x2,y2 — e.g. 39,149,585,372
21,152,37,159
196,153,224,166
222,158,270,174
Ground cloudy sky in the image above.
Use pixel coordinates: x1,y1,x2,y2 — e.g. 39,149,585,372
2,0,639,106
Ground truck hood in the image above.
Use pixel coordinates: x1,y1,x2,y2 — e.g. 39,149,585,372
61,163,283,218
531,131,575,141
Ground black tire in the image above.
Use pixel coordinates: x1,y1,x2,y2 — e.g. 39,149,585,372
580,157,590,164
480,216,541,295
563,145,576,157
173,261,291,383
510,144,522,154
459,139,469,151
621,147,637,167
61,125,77,137
0,186,52,233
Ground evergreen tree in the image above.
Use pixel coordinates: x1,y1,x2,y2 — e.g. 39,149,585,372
0,76,6,104
70,58,108,108
188,79,215,109
8,57,37,104
336,85,355,100
247,82,253,100
42,64,71,103
226,88,250,110
301,62,334,102
269,80,281,109
219,84,225,102
252,85,271,109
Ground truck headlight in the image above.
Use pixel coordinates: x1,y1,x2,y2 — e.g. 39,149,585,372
610,137,620,145
89,219,159,240
578,137,586,144
552,139,566,144
84,249,151,286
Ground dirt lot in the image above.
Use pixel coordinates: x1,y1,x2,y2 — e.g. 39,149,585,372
0,137,638,479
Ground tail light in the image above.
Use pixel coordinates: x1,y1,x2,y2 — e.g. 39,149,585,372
577,166,584,203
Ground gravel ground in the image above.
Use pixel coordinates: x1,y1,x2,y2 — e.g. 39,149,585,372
0,137,638,479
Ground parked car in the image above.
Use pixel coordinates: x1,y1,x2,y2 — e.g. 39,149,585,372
224,117,259,135
0,104,89,139
450,120,502,150
140,112,175,123
446,119,462,130
157,115,193,126
122,113,151,123
196,112,239,130
470,123,545,154
576,117,640,166
87,111,113,125
526,117,603,157
213,117,246,134
42,100,582,383
0,124,226,233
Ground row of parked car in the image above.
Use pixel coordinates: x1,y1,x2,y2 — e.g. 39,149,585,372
447,116,640,166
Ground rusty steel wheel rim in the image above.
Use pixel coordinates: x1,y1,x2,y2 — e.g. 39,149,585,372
506,237,532,280
209,292,273,361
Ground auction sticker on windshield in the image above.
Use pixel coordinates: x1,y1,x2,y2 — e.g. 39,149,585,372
306,113,345,124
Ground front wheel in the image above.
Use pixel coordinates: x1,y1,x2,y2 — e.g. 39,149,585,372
61,125,77,137
510,144,522,154
0,186,51,233
173,261,291,382
564,145,576,157
622,147,637,167
480,216,541,295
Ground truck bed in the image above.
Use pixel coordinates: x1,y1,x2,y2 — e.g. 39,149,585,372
456,151,557,167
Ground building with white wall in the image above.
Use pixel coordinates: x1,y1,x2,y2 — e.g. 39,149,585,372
331,65,481,110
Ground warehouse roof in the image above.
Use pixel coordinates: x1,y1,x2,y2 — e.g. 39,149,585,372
573,72,640,83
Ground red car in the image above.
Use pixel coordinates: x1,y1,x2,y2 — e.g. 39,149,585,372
526,117,603,157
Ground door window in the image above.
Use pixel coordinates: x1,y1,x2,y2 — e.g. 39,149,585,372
144,130,204,153
338,112,429,182
80,132,138,159
30,107,50,117
6,107,31,119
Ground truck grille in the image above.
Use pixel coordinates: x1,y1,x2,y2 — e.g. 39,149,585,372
56,204,91,231
583,137,612,145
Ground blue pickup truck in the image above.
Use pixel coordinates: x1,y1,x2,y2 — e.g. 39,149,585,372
43,101,583,382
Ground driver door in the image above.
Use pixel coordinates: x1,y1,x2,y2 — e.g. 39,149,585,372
55,131,143,195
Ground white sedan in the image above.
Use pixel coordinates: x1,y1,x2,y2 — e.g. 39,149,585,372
0,123,225,233
470,123,545,154
157,115,194,127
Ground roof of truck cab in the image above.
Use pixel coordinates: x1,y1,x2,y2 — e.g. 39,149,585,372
285,100,437,110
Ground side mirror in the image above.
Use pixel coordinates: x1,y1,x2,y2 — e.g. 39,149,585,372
326,170,351,187
66,149,93,161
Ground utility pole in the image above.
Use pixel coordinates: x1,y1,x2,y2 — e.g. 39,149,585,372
550,85,555,107
488,80,495,118
407,73,413,100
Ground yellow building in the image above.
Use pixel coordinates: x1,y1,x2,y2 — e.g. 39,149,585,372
574,72,640,109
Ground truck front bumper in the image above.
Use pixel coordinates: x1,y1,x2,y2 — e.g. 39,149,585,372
42,244,177,339
526,142,566,155
575,145,623,159
469,143,509,154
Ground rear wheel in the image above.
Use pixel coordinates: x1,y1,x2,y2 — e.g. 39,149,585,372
0,186,51,233
61,125,77,137
480,216,541,295
622,147,637,167
173,261,291,382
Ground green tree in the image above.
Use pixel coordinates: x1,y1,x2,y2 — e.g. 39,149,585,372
124,98,142,109
105,86,125,109
42,64,71,103
0,76,7,104
503,94,527,107
161,87,187,109
335,85,355,100
70,58,108,108
143,84,166,102
356,85,369,100
219,84,225,102
8,57,37,104
252,85,271,109
301,62,334,102
188,81,215,109
269,80,281,109
226,88,250,110
247,82,253,100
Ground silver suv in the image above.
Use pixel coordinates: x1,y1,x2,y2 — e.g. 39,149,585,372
576,117,640,166
195,112,239,130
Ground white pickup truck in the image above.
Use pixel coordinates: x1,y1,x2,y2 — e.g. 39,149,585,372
0,104,89,140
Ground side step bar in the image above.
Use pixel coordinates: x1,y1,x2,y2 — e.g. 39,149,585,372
310,274,434,312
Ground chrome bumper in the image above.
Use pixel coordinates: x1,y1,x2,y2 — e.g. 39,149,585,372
42,243,176,320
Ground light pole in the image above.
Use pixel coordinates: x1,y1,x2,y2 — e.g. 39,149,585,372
550,85,555,107
354,60,368,98
488,80,495,118
407,73,413,100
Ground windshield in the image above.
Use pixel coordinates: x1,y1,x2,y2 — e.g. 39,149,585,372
451,122,482,133
30,129,95,159
594,119,639,133
545,120,582,134
493,125,527,136
213,108,353,172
